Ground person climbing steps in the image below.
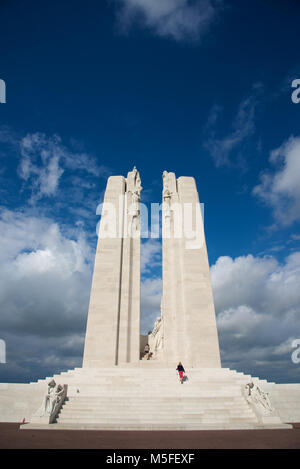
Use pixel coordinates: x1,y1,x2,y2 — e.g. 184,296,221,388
176,362,185,384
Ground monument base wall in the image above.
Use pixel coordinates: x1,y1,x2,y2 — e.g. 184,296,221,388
2,366,300,429
0,383,45,423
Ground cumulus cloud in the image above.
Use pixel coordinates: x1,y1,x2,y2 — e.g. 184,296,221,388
19,133,65,200
211,253,300,382
141,238,161,272
114,0,222,42
0,209,94,382
253,136,300,226
140,239,162,333
141,277,162,334
203,85,262,168
17,132,109,203
0,127,111,226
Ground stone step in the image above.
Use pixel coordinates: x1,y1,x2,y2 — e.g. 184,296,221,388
57,409,250,416
57,409,256,420
34,370,258,380
48,370,250,375
65,391,245,396
59,404,254,411
64,402,249,410
62,383,249,387
57,415,258,424
59,404,254,413
51,422,270,430
70,373,253,378
70,374,259,381
39,369,236,376
59,386,249,392
63,408,249,415
67,385,251,389
71,376,259,382
63,408,252,414
65,381,267,388
67,387,248,392
60,402,252,410
64,397,247,404
66,395,245,399
36,381,251,388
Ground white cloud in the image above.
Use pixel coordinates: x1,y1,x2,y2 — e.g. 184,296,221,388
140,239,162,333
141,238,161,272
114,0,222,42
253,136,300,226
217,305,263,338
19,133,65,200
17,132,109,203
272,338,297,357
203,86,262,168
141,277,162,333
0,209,94,381
211,253,300,381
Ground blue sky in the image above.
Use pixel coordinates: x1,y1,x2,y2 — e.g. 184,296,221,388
1,0,300,384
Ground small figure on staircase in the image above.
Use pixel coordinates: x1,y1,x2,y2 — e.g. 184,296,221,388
144,343,151,360
176,362,185,384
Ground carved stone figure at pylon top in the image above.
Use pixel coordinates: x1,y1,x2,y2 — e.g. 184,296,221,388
162,170,178,199
135,170,142,195
128,166,142,195
162,171,168,190
129,190,140,219
163,188,171,201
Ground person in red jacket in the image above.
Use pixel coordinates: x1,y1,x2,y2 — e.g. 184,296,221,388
176,362,185,384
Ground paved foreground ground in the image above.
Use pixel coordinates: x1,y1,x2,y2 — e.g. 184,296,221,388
0,423,300,449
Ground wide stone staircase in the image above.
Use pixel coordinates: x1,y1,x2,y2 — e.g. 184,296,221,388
23,363,292,430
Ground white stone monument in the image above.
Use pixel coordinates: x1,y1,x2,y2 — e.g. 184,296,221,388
1,167,300,430
83,168,220,368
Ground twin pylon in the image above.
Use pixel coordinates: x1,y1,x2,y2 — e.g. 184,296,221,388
83,168,221,368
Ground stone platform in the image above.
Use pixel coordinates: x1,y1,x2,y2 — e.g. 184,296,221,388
1,362,298,431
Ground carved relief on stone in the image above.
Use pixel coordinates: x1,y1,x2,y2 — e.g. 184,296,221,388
126,166,142,234
162,171,173,234
148,314,164,360
162,171,171,199
244,382,274,415
127,166,142,197
32,380,67,424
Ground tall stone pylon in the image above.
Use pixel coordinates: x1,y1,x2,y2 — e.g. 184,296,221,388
83,167,142,367
161,171,221,368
